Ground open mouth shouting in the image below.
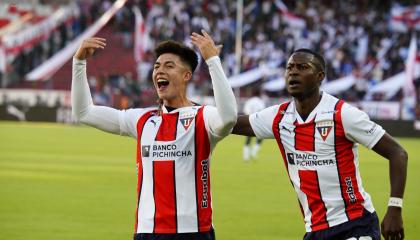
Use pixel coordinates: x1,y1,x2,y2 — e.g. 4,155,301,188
156,78,170,91
288,79,302,89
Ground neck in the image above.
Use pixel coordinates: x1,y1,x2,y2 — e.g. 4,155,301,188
163,97,193,108
294,91,322,117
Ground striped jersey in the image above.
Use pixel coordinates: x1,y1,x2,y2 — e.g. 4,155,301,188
119,105,223,234
249,92,385,232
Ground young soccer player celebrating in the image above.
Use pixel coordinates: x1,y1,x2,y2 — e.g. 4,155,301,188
233,49,408,240
72,31,237,240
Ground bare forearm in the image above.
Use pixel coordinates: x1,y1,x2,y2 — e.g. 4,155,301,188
372,134,408,198
388,149,408,198
232,115,255,136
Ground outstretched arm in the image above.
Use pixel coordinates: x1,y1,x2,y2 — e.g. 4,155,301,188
232,115,255,136
191,30,237,137
72,38,123,134
372,133,408,240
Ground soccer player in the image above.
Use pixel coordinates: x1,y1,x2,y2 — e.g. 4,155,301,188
232,49,408,240
242,89,265,161
72,31,237,240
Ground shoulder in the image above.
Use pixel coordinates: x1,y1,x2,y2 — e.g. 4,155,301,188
123,106,159,121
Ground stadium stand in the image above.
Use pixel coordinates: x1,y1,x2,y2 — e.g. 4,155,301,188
0,0,419,120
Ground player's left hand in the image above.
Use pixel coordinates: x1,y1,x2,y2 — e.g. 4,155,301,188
190,29,222,60
381,207,404,240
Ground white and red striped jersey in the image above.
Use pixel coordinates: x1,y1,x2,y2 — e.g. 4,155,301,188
119,105,222,234
249,92,385,232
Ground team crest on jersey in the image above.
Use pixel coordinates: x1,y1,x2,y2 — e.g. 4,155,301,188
316,120,334,141
180,117,194,130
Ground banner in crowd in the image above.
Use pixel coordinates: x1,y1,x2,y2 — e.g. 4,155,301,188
133,6,151,63
274,0,306,29
390,4,420,32
0,4,77,73
25,0,127,81
357,101,401,120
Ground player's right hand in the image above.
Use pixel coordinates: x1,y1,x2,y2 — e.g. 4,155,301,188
74,37,106,60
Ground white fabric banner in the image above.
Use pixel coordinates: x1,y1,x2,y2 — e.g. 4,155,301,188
358,101,400,120
25,0,127,81
390,5,420,32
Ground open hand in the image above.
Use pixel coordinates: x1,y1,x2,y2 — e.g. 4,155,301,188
191,30,222,60
74,37,106,60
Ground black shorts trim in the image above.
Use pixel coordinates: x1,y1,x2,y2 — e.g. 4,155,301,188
303,210,380,240
134,228,215,240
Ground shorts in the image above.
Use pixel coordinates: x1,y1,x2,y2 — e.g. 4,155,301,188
303,210,380,240
134,228,215,240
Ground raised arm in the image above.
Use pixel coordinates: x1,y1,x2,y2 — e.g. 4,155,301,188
372,133,408,240
72,38,123,134
191,30,237,137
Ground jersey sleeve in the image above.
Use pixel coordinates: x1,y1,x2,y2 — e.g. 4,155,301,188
72,57,148,139
249,105,279,139
203,106,228,145
341,103,386,149
119,108,152,139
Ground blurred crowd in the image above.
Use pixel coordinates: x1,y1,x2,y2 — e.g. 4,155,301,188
2,0,420,113
97,0,419,108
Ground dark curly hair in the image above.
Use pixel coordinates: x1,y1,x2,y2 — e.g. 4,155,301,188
154,40,198,73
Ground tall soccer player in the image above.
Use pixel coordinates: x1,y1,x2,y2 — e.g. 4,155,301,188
72,31,237,240
232,49,408,240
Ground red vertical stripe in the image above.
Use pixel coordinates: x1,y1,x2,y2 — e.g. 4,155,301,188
334,100,364,221
298,170,329,231
135,110,157,233
153,161,177,233
272,102,291,171
194,107,212,232
155,112,179,141
294,118,316,151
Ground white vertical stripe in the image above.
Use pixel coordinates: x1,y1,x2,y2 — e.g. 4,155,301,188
175,120,198,232
137,160,155,233
288,160,313,232
136,121,160,233
317,168,348,226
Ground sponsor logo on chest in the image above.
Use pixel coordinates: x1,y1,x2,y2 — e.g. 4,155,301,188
141,144,192,158
286,152,335,166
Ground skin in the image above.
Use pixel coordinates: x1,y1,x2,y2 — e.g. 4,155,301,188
74,30,221,109
232,51,408,240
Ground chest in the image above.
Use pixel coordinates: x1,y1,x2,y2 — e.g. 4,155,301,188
139,109,199,161
278,113,348,154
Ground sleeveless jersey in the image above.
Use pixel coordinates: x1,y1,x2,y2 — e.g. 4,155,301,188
249,92,385,232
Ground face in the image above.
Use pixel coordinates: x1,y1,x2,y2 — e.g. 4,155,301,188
285,52,324,99
152,53,192,104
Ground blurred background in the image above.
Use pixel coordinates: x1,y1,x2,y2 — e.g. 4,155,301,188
0,0,419,132
1,1,420,239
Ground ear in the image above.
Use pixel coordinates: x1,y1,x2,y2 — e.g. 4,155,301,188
317,71,325,85
184,71,192,82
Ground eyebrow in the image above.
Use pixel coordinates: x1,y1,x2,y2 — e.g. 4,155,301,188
154,60,177,66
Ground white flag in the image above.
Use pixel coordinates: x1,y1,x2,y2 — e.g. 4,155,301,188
133,6,150,63
390,5,420,32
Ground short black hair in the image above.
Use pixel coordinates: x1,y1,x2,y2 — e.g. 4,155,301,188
293,48,326,72
154,40,198,73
